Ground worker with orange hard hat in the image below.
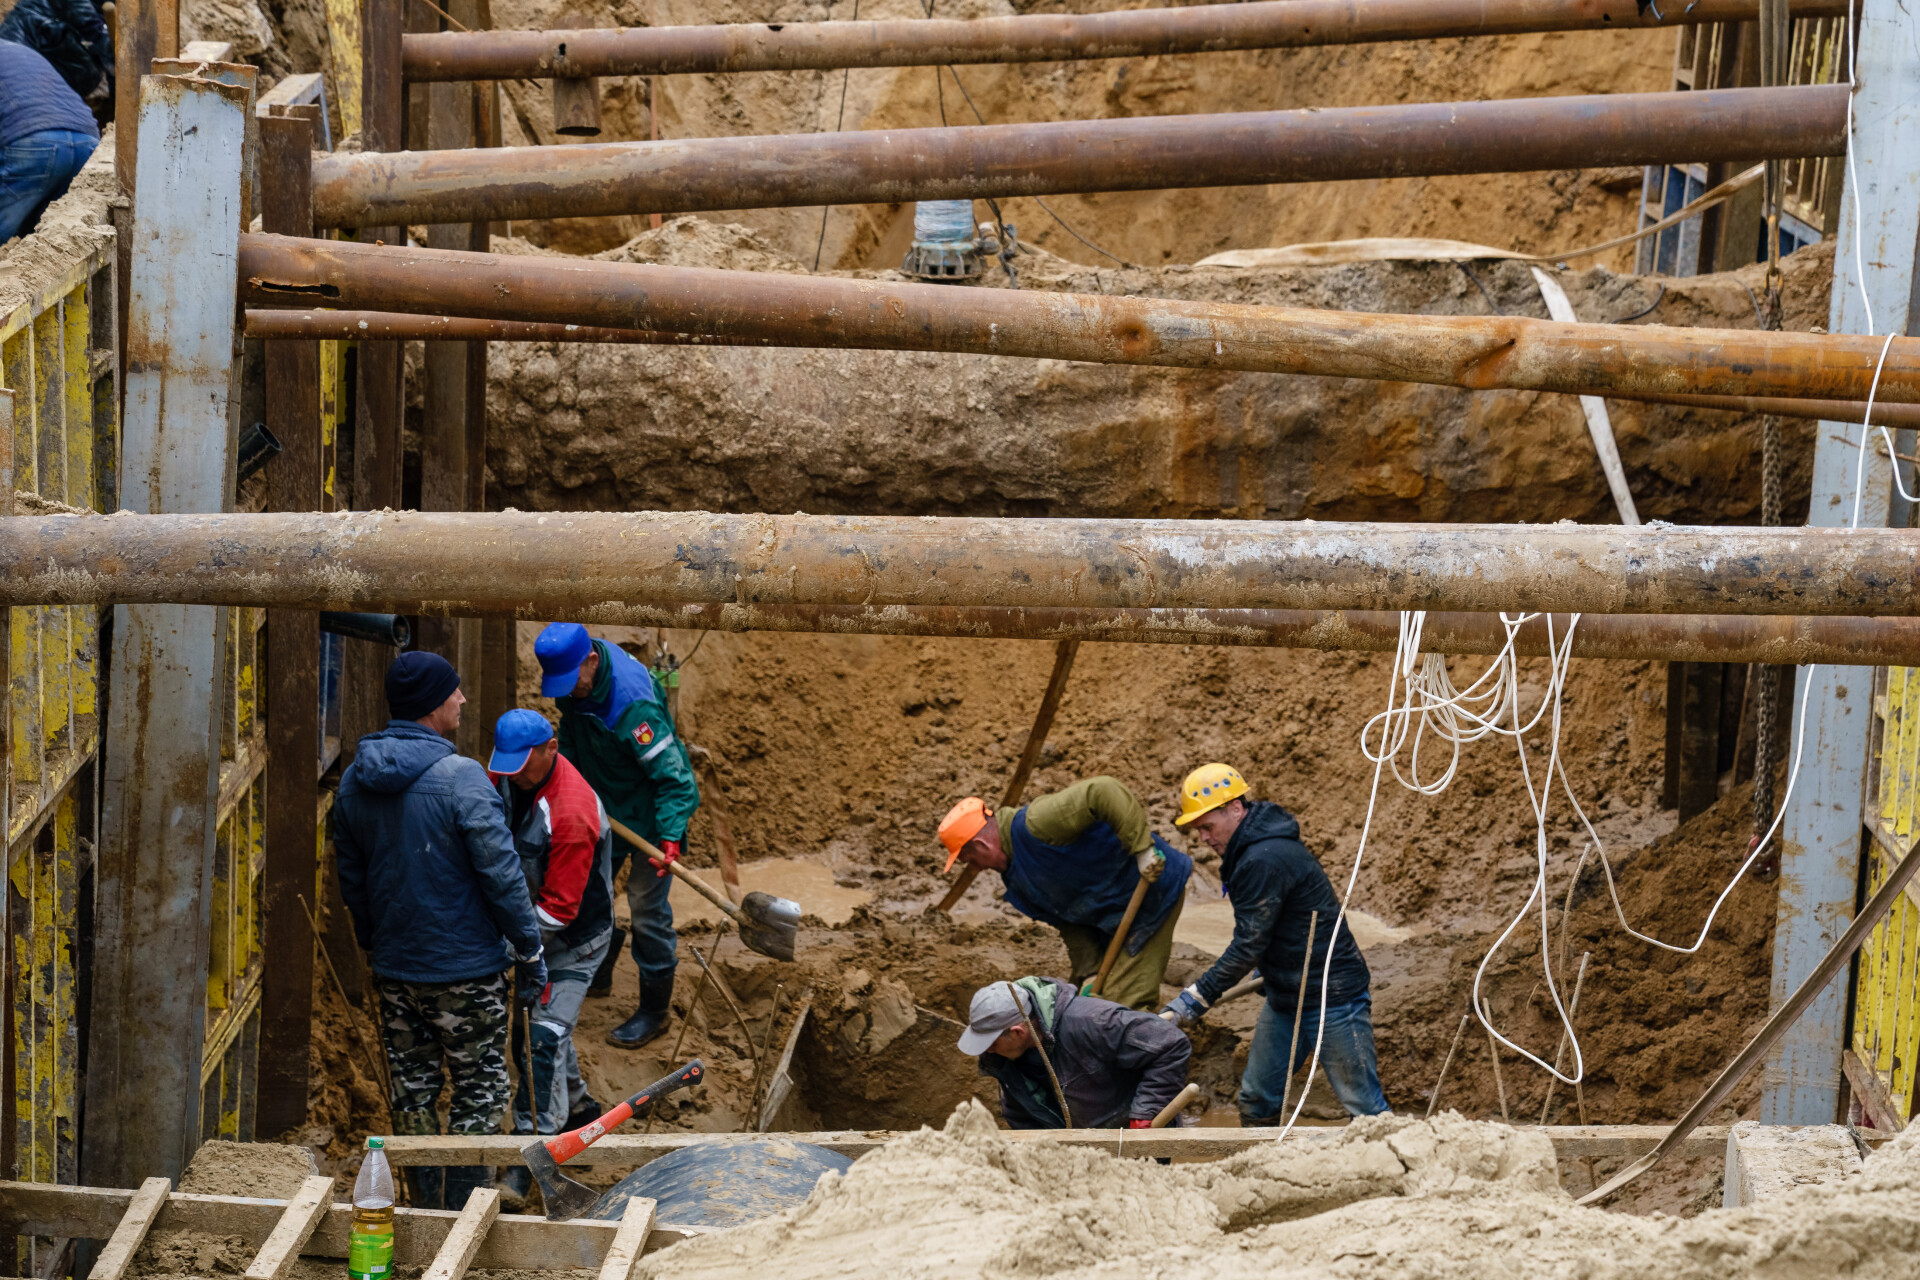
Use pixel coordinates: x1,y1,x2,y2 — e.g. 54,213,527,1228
938,777,1190,1012
1162,764,1386,1124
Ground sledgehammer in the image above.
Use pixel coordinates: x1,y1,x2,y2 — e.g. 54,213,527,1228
524,1059,706,1219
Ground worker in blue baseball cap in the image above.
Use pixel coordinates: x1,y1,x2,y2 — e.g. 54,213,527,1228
486,708,616,1208
533,623,700,1049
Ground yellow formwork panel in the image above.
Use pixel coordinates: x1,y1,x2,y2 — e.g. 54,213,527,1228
3,232,110,1184
1854,666,1920,1128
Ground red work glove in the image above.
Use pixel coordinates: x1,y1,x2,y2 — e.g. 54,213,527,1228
653,838,682,877
1127,1119,1154,1129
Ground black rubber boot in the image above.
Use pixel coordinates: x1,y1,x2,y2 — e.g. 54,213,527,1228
1238,1112,1280,1129
588,928,625,997
606,985,673,1049
444,1166,492,1211
565,1095,606,1131
493,1163,534,1213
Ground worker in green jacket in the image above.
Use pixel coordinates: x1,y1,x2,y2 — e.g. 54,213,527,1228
535,623,700,1049
939,776,1191,1012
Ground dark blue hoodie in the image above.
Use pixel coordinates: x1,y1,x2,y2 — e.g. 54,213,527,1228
334,721,543,984
1191,800,1371,1013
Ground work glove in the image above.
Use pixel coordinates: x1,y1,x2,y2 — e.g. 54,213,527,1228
652,838,683,878
515,955,548,1007
1161,984,1209,1028
1135,847,1164,883
1126,1118,1155,1130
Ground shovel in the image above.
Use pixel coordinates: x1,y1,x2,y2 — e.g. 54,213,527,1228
523,1058,706,1220
609,817,801,962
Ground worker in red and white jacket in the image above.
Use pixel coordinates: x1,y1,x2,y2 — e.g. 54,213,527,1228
487,709,615,1210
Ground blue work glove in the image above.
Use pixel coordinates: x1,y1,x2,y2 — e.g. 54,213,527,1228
1161,985,1209,1029
515,955,548,1007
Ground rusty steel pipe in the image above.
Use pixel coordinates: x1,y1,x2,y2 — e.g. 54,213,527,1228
240,306,1920,423
241,308,763,345
573,603,1920,666
1604,390,1920,429
237,235,1920,403
306,85,1846,228
2,511,1918,618
400,0,1849,81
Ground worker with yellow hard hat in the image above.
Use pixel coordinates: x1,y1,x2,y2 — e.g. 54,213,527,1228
1162,764,1387,1124
938,777,1190,1012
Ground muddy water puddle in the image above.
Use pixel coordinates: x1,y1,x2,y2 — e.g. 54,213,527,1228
668,859,873,926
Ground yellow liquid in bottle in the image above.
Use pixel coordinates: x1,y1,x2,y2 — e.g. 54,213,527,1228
347,1203,394,1280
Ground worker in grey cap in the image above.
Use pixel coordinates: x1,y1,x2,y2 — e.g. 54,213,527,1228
959,976,1191,1130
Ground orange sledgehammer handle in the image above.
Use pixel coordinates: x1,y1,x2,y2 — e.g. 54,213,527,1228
542,1059,705,1164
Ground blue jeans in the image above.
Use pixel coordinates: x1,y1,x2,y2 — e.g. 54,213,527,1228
611,847,679,997
0,129,97,243
1241,991,1390,1121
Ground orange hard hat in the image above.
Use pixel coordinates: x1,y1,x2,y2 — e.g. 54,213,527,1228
938,797,992,872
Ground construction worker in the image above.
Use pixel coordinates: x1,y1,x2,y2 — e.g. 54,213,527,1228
333,652,546,1211
535,623,699,1049
1161,764,1388,1123
0,40,100,243
958,976,1191,1129
487,709,616,1210
938,776,1189,1012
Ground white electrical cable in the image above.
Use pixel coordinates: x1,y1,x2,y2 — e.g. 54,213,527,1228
1274,17,1901,1131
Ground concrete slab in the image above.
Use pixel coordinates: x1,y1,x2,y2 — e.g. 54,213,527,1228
1722,1121,1864,1208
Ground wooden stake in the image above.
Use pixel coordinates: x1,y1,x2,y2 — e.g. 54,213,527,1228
1482,999,1511,1123
1538,952,1592,1125
1278,910,1319,1122
421,1187,499,1280
1426,1013,1471,1120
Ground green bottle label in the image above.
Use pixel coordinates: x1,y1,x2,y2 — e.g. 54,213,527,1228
348,1224,393,1280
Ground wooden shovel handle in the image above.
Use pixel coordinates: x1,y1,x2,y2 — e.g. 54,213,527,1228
1088,876,1152,998
1150,1083,1201,1128
607,815,742,924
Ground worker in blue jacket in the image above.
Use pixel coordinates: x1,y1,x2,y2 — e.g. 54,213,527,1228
1161,763,1388,1124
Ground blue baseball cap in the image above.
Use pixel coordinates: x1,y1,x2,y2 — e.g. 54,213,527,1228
489,708,556,775
535,622,595,698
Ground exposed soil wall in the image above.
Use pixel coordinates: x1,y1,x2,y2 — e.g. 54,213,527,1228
485,220,1831,524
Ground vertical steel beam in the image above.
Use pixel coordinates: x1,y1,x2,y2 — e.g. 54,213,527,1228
84,71,248,1188
1762,0,1920,1125
256,109,322,1138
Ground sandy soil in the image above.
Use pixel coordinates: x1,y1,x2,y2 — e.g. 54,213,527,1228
634,1104,1915,1280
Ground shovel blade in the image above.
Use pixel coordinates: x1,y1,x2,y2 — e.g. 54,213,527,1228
738,919,797,962
742,891,802,928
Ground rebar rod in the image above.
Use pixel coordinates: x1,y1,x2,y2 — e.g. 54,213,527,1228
4,511,1920,619
401,0,1848,81
238,235,1920,404
305,85,1846,228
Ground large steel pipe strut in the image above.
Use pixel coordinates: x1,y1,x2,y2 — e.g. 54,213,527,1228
2,512,1918,618
575,604,1920,667
238,235,1920,403
241,306,1920,426
307,85,1846,228
401,0,1849,81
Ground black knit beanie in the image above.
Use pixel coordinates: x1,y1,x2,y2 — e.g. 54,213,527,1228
386,651,461,721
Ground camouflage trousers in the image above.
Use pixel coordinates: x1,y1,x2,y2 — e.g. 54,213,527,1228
374,970,513,1135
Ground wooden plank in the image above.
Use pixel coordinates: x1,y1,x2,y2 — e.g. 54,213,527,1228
84,1176,169,1280
422,1187,499,1280
241,1176,335,1280
374,1123,1768,1167
595,1196,655,1280
1,1185,622,1269
757,997,811,1133
256,107,325,1140
1844,1048,1907,1133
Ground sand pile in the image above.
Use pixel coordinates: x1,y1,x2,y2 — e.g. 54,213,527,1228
639,1104,1920,1280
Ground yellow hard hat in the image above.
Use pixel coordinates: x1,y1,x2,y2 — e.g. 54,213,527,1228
1176,763,1249,826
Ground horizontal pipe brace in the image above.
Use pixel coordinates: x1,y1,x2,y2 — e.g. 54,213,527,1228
1,512,1917,618
400,0,1849,81
241,308,1920,426
242,308,761,345
604,604,1920,666
237,235,1920,403
306,85,1846,228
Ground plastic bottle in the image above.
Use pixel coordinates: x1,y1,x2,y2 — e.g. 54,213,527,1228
348,1137,396,1280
